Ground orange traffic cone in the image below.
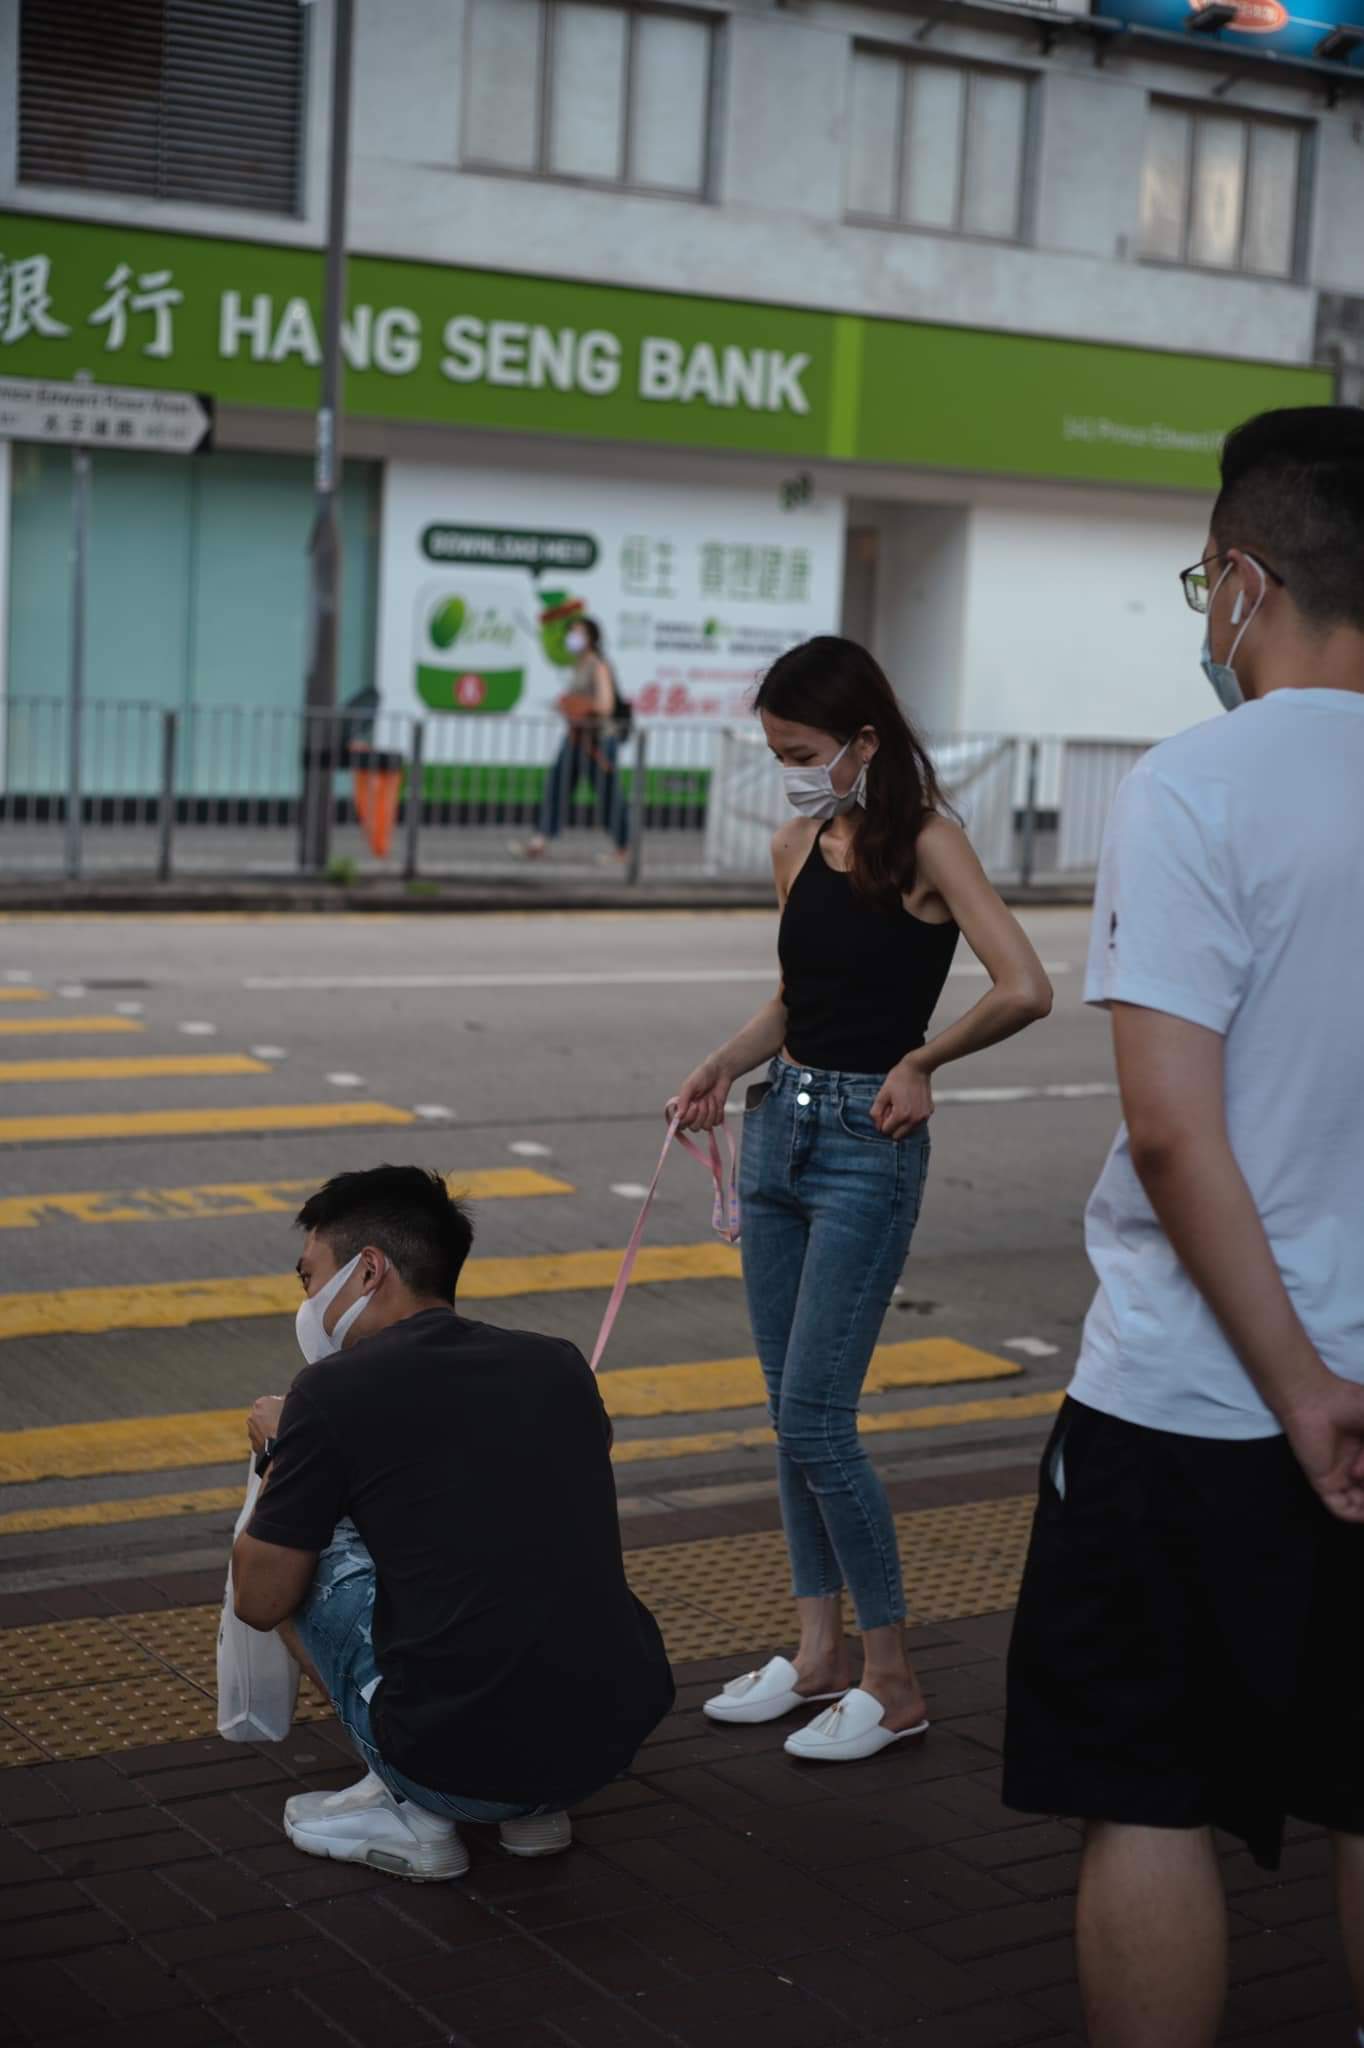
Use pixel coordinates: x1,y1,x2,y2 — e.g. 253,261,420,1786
352,764,402,860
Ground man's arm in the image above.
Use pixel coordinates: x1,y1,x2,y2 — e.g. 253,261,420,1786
232,1518,319,1632
233,1380,345,1628
1112,1002,1364,1521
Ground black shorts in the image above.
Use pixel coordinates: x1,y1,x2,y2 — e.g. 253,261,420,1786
1003,1397,1364,1870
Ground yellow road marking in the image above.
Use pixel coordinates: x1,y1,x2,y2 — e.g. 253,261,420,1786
0,1100,416,1146
602,1337,1017,1418
0,1391,1062,1535
0,1016,144,1038
611,1390,1065,1465
0,1241,739,1342
0,1053,269,1085
0,988,48,1002
0,1166,573,1231
0,1339,1020,1484
0,1488,244,1536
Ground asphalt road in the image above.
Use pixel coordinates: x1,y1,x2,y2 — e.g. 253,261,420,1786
0,905,1116,1593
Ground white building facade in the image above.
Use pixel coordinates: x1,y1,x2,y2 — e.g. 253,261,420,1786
0,0,1358,794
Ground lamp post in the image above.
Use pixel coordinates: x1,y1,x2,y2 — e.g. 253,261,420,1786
299,0,355,873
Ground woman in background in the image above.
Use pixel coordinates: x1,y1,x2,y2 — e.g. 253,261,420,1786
525,617,630,863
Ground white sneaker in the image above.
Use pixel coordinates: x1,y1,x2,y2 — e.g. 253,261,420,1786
498,1811,573,1858
283,1770,469,1881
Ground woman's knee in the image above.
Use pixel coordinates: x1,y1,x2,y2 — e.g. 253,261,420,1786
776,1406,860,1471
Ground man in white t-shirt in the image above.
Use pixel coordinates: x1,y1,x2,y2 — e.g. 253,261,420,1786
1004,407,1364,2048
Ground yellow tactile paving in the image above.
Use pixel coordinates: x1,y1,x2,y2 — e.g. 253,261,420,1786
0,988,46,1002
0,1493,1037,1764
0,1016,144,1038
0,1099,417,1146
0,1053,270,1085
0,1241,741,1342
0,1340,1020,1489
0,1166,573,1231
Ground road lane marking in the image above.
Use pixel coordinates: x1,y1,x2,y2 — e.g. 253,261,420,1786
0,1016,145,1038
0,1487,244,1536
1005,1336,1061,1359
0,1390,1063,1533
0,1241,741,1341
0,1054,270,1085
0,1100,416,1147
0,988,46,1003
0,1339,1020,1483
245,964,1072,992
0,1166,573,1232
177,1022,218,1036
611,1390,1064,1466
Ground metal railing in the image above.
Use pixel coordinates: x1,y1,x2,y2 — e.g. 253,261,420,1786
0,697,1151,886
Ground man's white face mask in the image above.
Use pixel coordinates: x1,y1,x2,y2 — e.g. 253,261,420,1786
295,1253,374,1364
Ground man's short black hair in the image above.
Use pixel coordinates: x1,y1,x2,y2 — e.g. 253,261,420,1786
296,1165,473,1302
1212,406,1364,632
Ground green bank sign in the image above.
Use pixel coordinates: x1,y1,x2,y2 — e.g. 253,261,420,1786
0,211,1332,488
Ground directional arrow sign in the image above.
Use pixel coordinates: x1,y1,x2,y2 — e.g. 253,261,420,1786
0,376,213,455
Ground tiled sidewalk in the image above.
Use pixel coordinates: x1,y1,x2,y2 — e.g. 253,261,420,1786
0,1612,1355,2048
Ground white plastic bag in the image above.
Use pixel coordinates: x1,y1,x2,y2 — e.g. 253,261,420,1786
217,1456,300,1742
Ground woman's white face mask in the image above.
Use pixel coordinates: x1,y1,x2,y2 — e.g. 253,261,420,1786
295,1253,375,1365
781,738,867,820
565,627,589,655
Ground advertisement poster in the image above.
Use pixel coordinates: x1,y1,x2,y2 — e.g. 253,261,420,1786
376,463,844,737
1093,0,1364,63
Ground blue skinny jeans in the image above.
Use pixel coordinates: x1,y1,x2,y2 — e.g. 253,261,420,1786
739,1057,931,1631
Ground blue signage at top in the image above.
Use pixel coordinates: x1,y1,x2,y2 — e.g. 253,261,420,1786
1094,0,1364,64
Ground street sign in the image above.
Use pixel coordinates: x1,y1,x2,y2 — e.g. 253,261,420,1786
0,374,213,454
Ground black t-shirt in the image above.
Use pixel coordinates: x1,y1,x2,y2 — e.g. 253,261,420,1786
248,1308,674,1803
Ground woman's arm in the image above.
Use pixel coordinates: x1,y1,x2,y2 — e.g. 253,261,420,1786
872,818,1053,1138
589,656,615,720
668,824,804,1130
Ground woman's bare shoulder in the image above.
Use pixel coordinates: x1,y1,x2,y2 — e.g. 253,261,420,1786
914,812,975,873
770,817,817,897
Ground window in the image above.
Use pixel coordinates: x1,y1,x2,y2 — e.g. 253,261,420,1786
846,46,1029,241
462,0,714,197
1138,102,1303,279
18,0,304,216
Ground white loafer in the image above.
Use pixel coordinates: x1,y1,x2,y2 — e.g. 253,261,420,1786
783,1687,929,1763
283,1770,469,1881
703,1655,846,1726
499,1811,573,1858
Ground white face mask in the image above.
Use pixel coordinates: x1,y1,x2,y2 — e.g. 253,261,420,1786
565,627,588,655
781,738,868,820
1200,559,1267,712
295,1252,373,1365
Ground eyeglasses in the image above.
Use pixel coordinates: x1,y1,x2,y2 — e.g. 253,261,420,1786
1179,553,1284,614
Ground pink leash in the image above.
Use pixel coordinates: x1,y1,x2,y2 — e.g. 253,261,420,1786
589,1116,739,1375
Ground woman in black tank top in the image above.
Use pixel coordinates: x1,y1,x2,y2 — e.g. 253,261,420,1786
667,636,1052,1764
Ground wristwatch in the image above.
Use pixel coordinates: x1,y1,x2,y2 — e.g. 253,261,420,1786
254,1436,278,1478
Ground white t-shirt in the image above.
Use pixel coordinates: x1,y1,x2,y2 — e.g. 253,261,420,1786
1071,687,1364,1440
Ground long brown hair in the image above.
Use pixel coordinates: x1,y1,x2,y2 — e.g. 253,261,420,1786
754,636,951,910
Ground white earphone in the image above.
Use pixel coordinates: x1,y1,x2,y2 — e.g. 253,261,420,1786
1231,591,1246,625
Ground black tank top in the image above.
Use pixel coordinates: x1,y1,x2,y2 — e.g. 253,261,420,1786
778,828,960,1075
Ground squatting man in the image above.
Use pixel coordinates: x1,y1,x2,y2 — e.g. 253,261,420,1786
232,1163,674,1882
